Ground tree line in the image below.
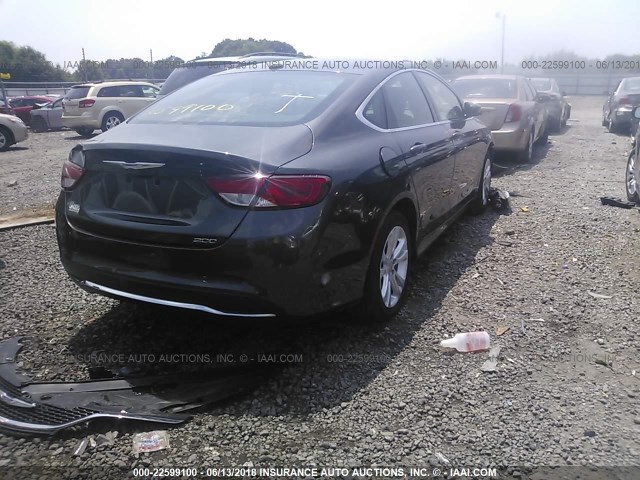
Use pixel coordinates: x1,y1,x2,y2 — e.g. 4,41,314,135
2,39,640,83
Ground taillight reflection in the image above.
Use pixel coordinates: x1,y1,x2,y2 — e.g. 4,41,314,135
208,175,331,208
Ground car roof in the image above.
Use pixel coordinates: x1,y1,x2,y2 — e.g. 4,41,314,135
70,81,158,88
185,52,306,65
455,74,521,81
213,58,419,76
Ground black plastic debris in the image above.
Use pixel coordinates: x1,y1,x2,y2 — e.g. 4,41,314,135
488,187,510,210
0,337,265,435
600,196,636,209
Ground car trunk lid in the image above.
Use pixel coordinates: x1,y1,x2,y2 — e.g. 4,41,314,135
64,123,313,248
465,98,515,130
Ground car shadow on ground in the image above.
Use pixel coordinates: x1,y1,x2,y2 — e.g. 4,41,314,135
65,208,502,421
492,140,553,178
3,146,29,152
64,132,100,141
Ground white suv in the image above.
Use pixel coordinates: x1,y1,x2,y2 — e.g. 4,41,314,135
62,81,160,136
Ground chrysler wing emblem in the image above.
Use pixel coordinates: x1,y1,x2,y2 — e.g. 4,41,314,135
103,161,165,170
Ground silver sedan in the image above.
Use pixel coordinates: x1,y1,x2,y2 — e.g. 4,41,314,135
452,75,549,162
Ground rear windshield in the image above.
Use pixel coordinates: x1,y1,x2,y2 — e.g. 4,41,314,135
530,78,552,91
133,70,354,127
158,62,232,96
64,86,91,99
620,78,640,93
452,78,518,98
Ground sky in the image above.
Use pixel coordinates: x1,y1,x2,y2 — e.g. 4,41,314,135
1,0,639,68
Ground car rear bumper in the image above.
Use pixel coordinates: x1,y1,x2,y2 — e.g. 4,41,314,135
62,114,100,130
491,125,528,151
612,108,633,125
55,194,368,317
11,122,29,143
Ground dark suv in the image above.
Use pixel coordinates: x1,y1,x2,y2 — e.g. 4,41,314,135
157,52,307,99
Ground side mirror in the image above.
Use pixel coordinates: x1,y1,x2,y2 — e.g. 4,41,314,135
463,102,482,117
633,106,640,120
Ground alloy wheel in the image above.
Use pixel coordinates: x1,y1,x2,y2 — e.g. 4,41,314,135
481,159,492,205
627,153,637,197
379,225,409,308
105,116,121,129
0,131,6,150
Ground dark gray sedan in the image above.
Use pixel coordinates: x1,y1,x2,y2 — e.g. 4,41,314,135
56,61,493,321
30,97,64,132
602,77,640,133
529,77,571,131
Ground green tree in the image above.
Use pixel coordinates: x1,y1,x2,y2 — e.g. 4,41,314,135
210,38,298,57
0,40,71,81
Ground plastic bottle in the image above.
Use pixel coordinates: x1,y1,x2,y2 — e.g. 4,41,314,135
440,331,490,352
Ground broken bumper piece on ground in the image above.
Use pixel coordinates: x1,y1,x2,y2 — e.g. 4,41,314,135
0,336,262,435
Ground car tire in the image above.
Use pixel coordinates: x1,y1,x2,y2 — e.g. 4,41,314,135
550,116,562,132
518,130,534,163
626,150,639,203
536,126,549,146
102,112,124,132
31,117,47,133
0,126,13,152
75,128,94,137
468,155,492,215
360,211,412,323
608,116,617,133
601,110,608,127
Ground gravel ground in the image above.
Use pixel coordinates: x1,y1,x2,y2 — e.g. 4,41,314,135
1,96,639,478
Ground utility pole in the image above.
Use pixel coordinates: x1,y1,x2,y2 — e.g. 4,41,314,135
82,48,88,82
150,49,154,81
496,13,506,74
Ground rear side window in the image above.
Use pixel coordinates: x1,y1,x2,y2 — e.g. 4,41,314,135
362,90,387,129
621,78,640,93
133,70,353,127
381,72,433,129
158,63,229,96
452,78,518,99
65,86,91,99
414,72,463,121
97,85,146,98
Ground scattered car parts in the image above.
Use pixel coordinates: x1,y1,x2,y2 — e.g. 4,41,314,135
0,337,264,435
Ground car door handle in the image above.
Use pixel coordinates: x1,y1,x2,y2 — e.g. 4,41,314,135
410,143,426,154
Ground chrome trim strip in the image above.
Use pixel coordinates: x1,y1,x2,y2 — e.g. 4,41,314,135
102,161,165,169
0,389,36,408
0,412,184,434
82,281,276,318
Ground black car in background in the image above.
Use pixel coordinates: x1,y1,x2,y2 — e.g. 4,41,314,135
56,61,493,321
156,52,306,100
625,106,640,202
529,77,571,131
602,76,640,133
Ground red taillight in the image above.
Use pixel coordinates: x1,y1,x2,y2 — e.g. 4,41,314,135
207,175,331,208
61,149,85,190
504,104,522,123
617,96,631,106
79,99,95,108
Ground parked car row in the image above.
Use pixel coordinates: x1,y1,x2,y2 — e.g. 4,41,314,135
0,95,58,125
